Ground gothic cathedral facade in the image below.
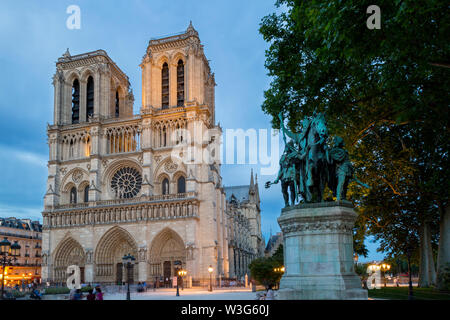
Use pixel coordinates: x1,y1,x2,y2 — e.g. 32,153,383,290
41,23,263,285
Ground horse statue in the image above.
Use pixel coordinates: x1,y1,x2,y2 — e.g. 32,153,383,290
276,111,329,203
268,111,369,206
303,112,329,202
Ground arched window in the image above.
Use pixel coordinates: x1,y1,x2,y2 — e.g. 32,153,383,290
162,178,169,195
84,185,89,202
115,90,120,117
162,127,167,147
86,76,94,120
85,136,91,157
71,79,80,124
70,187,77,204
161,62,169,109
69,140,74,158
177,60,185,107
177,176,186,194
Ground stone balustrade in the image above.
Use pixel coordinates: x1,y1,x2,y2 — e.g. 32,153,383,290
42,192,199,229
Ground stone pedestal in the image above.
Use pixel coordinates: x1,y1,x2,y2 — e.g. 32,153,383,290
277,201,367,300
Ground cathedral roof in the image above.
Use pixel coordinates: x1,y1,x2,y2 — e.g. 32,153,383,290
0,217,42,232
265,233,281,252
224,185,251,203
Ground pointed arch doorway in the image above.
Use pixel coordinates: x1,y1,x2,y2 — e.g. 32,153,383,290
94,226,138,284
149,228,186,287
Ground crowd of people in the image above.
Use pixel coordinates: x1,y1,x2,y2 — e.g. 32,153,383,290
69,286,103,301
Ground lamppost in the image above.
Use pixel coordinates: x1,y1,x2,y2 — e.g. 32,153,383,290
122,253,135,301
380,263,391,287
1,237,21,299
176,269,187,296
208,265,213,292
273,266,285,289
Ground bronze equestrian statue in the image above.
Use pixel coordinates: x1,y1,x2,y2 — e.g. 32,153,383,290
266,112,368,205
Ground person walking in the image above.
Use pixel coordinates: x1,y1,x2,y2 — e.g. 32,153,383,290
265,285,275,300
73,289,83,300
86,289,96,301
95,287,103,300
69,287,76,300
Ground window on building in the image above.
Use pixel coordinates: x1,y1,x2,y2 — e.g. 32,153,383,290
162,178,169,195
115,90,120,117
177,176,186,194
85,136,91,157
86,76,94,120
84,185,89,202
70,187,77,204
161,62,169,109
177,60,185,107
69,140,75,158
162,127,167,147
71,79,80,124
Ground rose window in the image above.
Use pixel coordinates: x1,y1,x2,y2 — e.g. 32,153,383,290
111,167,142,199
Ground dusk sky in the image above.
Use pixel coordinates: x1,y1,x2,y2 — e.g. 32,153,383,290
0,0,384,262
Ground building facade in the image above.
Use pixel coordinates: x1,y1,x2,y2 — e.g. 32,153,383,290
41,23,261,286
225,171,264,279
0,217,42,286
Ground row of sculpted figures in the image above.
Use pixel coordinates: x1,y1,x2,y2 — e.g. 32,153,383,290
266,111,368,206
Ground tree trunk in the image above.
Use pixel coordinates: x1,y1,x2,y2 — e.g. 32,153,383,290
418,222,437,287
437,206,450,289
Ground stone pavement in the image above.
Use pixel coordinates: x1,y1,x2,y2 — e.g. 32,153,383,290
42,287,259,300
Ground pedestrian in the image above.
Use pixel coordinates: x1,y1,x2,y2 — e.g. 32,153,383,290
95,287,103,300
86,289,96,301
73,288,83,300
265,284,275,300
69,287,77,300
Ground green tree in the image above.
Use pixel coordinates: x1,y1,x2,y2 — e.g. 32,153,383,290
260,0,449,287
249,247,284,288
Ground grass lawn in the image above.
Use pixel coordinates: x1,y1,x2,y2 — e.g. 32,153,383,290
368,287,450,300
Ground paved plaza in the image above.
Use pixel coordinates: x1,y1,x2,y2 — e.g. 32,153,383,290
41,287,259,300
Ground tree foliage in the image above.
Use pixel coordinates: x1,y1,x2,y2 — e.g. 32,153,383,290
260,0,449,265
249,245,284,288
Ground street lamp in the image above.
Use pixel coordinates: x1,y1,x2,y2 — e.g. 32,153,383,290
122,253,135,301
380,263,391,287
208,265,213,292
1,238,21,299
273,266,285,289
176,269,187,296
